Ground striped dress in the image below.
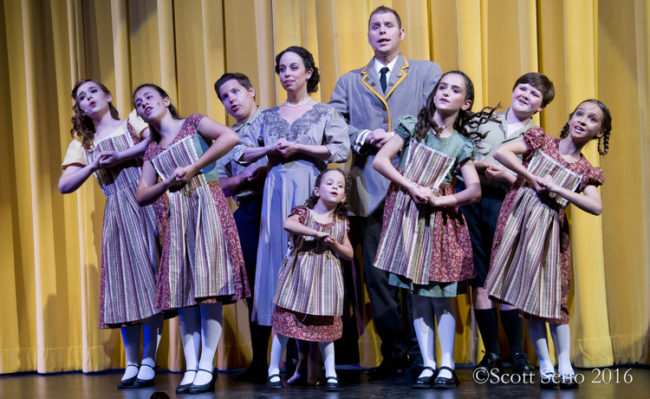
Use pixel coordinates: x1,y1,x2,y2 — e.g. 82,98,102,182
62,114,159,328
485,127,604,324
144,114,249,310
271,207,348,342
373,115,475,296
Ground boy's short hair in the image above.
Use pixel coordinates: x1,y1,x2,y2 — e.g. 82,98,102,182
214,73,253,101
513,72,555,108
368,5,402,29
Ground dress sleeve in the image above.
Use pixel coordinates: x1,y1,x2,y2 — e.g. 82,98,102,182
127,110,150,140
323,105,351,163
587,166,605,187
189,113,206,130
61,140,88,169
143,141,157,162
457,137,476,164
522,126,549,153
394,114,417,142
289,206,307,224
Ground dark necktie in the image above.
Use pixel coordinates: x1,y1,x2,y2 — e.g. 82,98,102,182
379,67,389,93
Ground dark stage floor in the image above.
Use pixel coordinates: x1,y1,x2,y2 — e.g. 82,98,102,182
1,366,648,398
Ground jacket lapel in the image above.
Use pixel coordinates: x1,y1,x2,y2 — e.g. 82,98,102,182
385,55,408,99
360,58,384,101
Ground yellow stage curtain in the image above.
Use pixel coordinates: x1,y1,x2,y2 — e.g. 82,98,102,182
0,0,648,373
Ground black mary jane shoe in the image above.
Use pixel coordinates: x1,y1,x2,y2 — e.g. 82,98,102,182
175,369,197,394
325,376,340,392
432,366,459,389
188,368,216,394
117,364,140,389
539,370,558,389
133,363,155,388
559,373,579,389
267,374,283,390
412,366,436,389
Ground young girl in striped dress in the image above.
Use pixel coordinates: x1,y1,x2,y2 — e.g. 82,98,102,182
485,99,610,388
373,71,496,389
266,168,353,392
133,84,249,394
59,79,163,388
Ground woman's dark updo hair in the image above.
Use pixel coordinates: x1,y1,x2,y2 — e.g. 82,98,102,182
559,99,612,155
70,79,120,149
132,83,181,144
413,70,498,149
303,168,350,219
275,46,320,94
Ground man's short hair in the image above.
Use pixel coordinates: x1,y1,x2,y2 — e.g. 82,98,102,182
368,5,402,30
214,73,253,101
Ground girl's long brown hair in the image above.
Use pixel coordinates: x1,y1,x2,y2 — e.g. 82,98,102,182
70,79,120,149
413,71,499,152
132,83,182,144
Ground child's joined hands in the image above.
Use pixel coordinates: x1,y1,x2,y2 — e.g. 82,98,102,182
407,182,433,204
97,151,123,168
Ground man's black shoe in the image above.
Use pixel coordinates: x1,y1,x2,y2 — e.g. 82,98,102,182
473,352,503,382
511,352,534,374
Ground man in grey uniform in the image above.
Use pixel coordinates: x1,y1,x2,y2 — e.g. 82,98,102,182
329,5,442,379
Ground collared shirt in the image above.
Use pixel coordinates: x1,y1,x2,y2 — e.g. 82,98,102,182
475,108,535,165
217,106,266,201
374,56,399,84
467,107,535,189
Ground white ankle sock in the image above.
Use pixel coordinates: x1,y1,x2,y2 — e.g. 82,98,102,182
434,298,456,379
527,319,555,374
550,323,574,376
120,325,141,380
137,314,163,380
412,295,436,377
179,370,197,386
122,363,139,381
193,303,222,385
319,341,337,379
268,333,289,381
179,306,201,385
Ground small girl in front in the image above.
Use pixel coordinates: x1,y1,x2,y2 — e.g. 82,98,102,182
373,71,496,389
266,168,353,392
485,99,610,389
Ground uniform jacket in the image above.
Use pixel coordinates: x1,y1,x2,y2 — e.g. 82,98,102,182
329,54,441,216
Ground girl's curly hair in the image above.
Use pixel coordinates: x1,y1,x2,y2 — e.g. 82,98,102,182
70,79,120,149
303,168,350,219
413,70,499,151
559,99,612,155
